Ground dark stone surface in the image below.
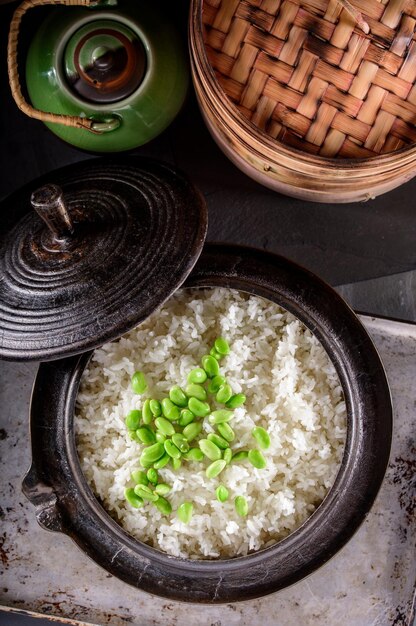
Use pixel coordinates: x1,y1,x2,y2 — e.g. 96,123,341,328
1,1,416,288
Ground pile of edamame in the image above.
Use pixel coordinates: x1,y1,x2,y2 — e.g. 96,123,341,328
124,337,271,523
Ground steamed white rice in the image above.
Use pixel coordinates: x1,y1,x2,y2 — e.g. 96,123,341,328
75,288,346,559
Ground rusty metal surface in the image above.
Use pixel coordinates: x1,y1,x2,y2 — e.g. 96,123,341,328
0,315,415,625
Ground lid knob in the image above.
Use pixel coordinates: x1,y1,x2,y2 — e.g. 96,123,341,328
30,184,74,241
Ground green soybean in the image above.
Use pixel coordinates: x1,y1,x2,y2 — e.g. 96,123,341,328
153,452,170,469
155,432,166,443
223,448,232,464
172,433,190,454
235,495,248,517
183,447,204,462
146,468,158,484
188,397,210,417
209,409,234,425
155,483,171,495
207,433,229,449
134,484,159,502
225,393,246,409
216,484,229,502
217,422,235,442
232,450,249,462
216,384,232,404
177,502,193,524
187,368,207,384
183,421,202,442
136,426,156,445
199,439,222,461
206,459,226,479
169,385,188,407
154,496,172,515
125,487,144,508
201,355,220,378
125,409,141,430
155,417,175,437
210,348,222,360
252,426,271,450
131,470,148,486
214,337,230,355
161,398,180,421
164,439,181,459
140,442,165,466
171,457,182,470
131,371,147,395
142,399,153,425
185,383,207,402
178,409,195,427
207,375,226,394
248,449,267,469
128,430,140,442
149,399,162,417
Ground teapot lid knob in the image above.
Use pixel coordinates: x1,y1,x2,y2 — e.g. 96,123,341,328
31,184,74,242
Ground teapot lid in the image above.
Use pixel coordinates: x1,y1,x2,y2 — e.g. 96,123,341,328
0,157,207,361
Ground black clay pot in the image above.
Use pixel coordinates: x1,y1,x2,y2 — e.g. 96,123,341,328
23,243,392,603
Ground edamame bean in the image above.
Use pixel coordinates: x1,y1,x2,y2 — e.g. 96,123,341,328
209,409,233,425
207,433,229,449
216,384,232,404
149,399,162,417
136,426,156,445
248,449,267,469
146,468,158,484
125,487,144,508
155,417,175,437
210,348,222,360
161,398,180,421
252,427,271,450
128,430,140,442
164,439,181,459
155,483,171,495
185,383,207,402
216,484,229,502
207,375,226,394
232,450,249,462
125,409,141,430
183,422,202,442
134,484,159,502
169,386,188,407
225,393,246,409
201,355,220,378
187,368,207,384
131,371,147,395
183,448,204,462
223,448,232,464
217,422,235,442
206,459,226,478
153,452,170,469
142,399,153,425
188,397,210,417
177,502,193,523
131,470,148,486
199,439,222,461
140,442,165,466
172,457,182,470
172,433,190,454
155,432,166,443
235,495,248,517
214,337,230,355
178,409,195,427
154,496,172,515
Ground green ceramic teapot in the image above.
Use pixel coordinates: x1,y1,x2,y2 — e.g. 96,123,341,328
8,0,189,151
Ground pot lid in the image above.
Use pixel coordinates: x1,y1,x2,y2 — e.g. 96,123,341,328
0,157,207,362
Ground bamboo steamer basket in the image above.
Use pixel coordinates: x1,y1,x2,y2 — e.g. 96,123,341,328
190,0,416,202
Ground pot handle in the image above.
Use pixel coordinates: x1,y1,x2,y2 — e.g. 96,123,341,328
7,0,120,134
22,464,64,533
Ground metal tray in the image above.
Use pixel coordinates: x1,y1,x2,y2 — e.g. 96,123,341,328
0,315,415,625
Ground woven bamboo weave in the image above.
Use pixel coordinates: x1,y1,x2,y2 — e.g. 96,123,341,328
202,0,416,158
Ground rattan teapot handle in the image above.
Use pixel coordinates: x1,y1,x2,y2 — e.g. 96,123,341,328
7,0,113,133
336,0,370,34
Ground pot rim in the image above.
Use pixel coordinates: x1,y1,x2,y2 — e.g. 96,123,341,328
23,243,392,603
